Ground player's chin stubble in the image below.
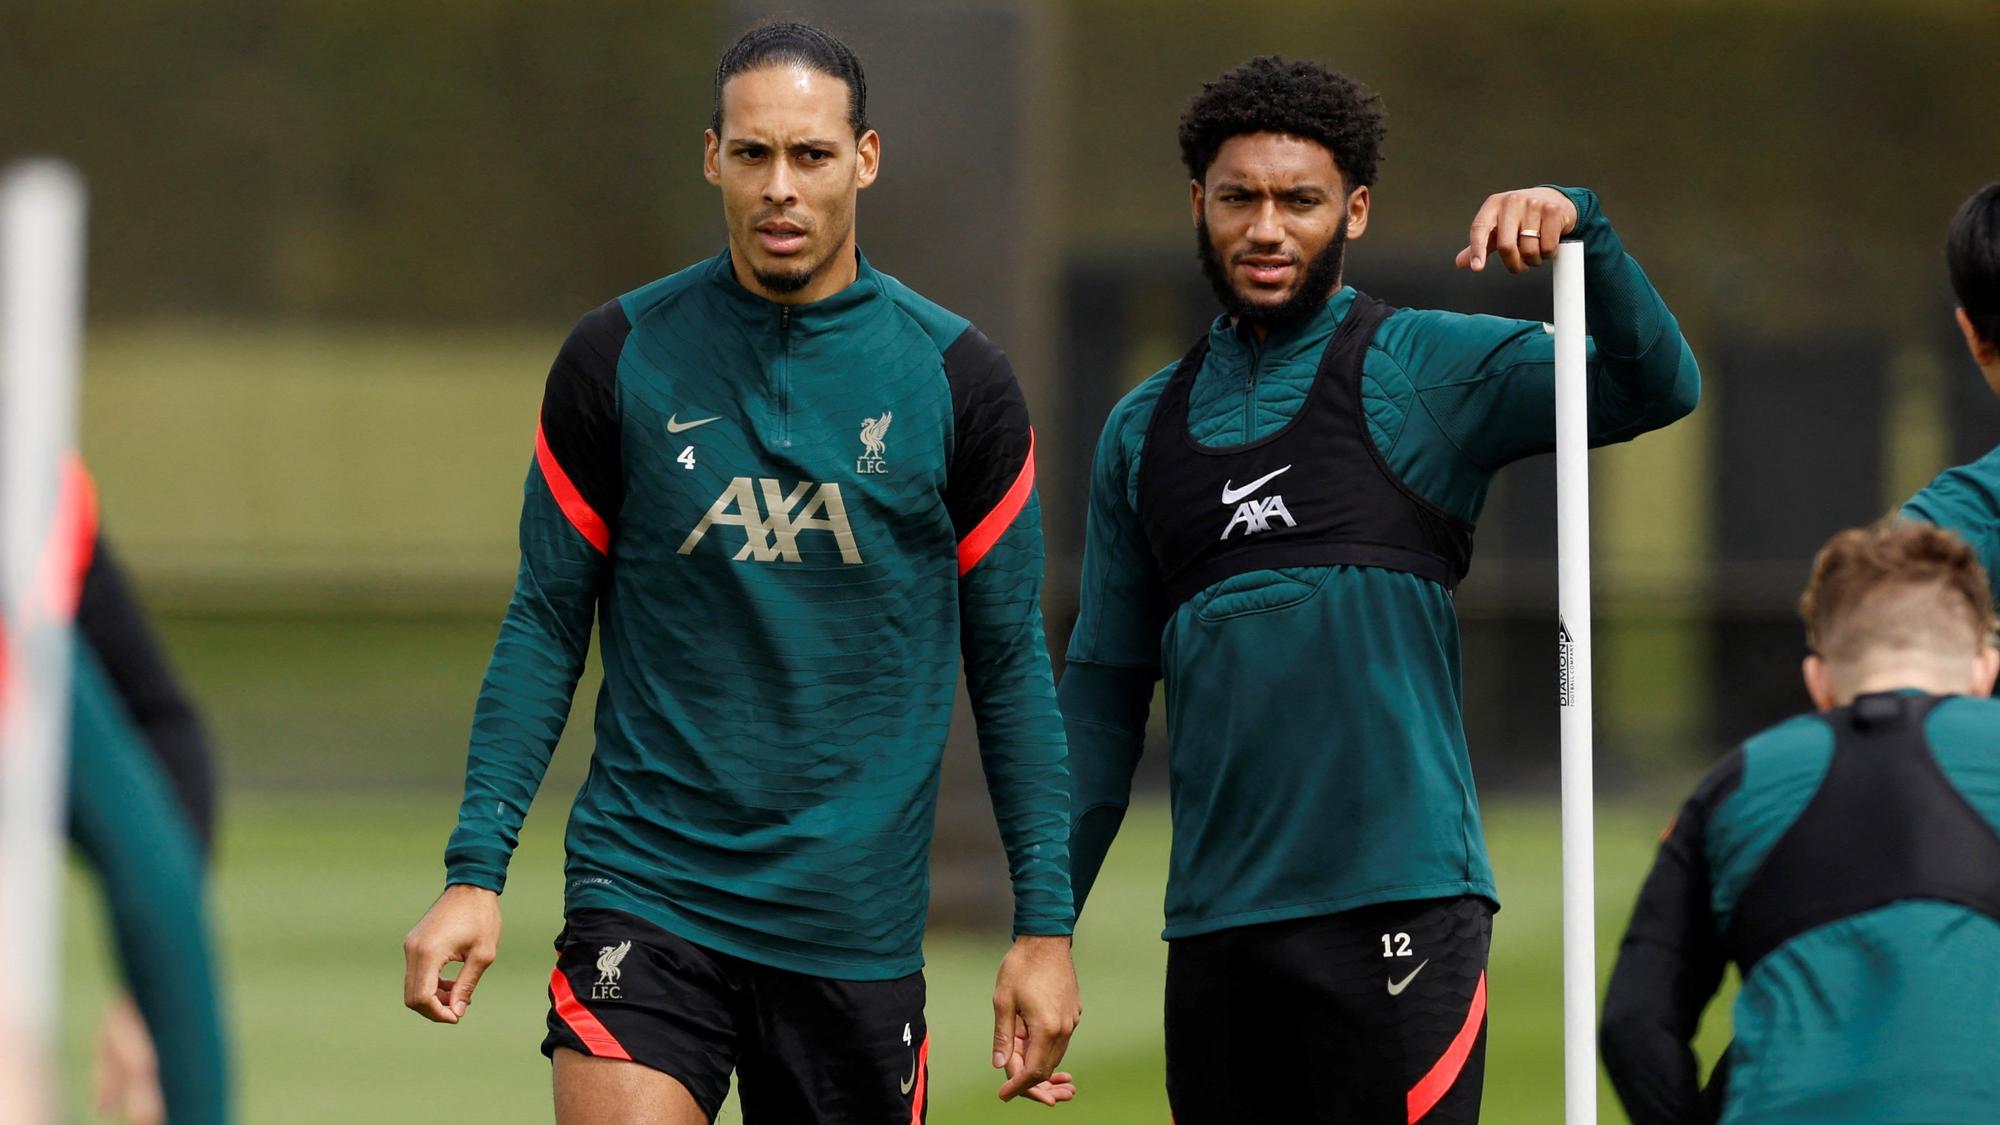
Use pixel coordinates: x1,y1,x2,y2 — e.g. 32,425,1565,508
748,211,854,297
1197,215,1349,331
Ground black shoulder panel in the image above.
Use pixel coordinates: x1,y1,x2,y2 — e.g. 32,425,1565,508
1722,693,2000,972
942,324,1032,540
540,300,630,519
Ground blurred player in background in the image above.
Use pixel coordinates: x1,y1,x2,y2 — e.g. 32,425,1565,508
1602,521,2000,1123
1061,56,1699,1122
1901,183,2000,591
400,21,1079,1125
4,461,229,1124
77,491,223,1125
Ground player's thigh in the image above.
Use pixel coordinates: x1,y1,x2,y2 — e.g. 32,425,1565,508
1164,927,1306,1123
1286,896,1494,1123
541,909,742,1123
734,966,928,1125
553,1047,709,1125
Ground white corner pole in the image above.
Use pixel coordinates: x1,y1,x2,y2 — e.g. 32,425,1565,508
0,158,87,1121
1553,239,1596,1124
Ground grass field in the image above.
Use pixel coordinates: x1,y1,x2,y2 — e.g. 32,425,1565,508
58,792,1733,1123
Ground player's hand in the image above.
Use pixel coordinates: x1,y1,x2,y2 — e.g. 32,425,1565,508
92,994,164,1125
1455,187,1579,274
402,883,502,1024
991,934,1082,1102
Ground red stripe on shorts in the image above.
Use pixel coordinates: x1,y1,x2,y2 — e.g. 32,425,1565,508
909,1032,930,1124
1406,970,1487,1122
548,964,632,1061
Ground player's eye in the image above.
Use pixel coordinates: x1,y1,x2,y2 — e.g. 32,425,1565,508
804,149,831,162
737,146,767,161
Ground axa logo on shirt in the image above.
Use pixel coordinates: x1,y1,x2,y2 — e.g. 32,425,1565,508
678,477,864,564
1220,465,1296,540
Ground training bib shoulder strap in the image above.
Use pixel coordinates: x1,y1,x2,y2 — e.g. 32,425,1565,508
1134,292,1474,610
1722,692,2000,973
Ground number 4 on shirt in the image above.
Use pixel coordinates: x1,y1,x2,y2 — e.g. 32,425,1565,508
677,446,696,470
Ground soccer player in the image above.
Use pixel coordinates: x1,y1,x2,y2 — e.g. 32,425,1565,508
4,461,229,1124
1601,521,2000,1123
1061,57,1700,1122
399,22,1079,1124
1902,183,2000,591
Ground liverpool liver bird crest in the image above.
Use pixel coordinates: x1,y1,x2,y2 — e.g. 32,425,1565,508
859,412,892,460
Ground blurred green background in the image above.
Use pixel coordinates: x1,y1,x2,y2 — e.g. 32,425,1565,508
8,0,1995,1119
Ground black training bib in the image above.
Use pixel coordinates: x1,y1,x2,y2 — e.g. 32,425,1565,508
1723,692,2000,972
1135,292,1474,609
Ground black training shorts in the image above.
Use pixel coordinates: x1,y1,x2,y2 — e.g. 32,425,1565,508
1165,895,1493,1124
542,908,929,1124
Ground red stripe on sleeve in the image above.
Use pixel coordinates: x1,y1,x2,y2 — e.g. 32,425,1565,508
1406,971,1487,1122
956,428,1036,576
548,965,632,1061
908,1032,930,1123
534,418,610,554
36,454,97,621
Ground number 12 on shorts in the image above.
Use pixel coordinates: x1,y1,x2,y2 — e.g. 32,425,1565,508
1381,931,1413,958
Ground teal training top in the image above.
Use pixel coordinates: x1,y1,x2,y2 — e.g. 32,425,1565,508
1064,187,1700,939
444,249,1073,980
1604,694,2000,1124
1903,443,2000,601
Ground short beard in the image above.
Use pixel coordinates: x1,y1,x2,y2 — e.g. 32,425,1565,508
1196,216,1348,332
752,265,817,294
747,210,853,298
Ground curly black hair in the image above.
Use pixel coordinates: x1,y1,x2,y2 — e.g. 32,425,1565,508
1178,57,1386,191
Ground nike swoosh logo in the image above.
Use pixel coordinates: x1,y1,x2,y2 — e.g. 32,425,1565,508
665,414,720,434
900,1052,917,1095
1220,465,1293,505
1386,958,1429,996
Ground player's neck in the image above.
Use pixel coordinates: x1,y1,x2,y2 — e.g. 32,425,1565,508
1835,665,1965,704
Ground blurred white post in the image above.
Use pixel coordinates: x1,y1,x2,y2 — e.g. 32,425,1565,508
1554,240,1596,1124
0,159,86,1124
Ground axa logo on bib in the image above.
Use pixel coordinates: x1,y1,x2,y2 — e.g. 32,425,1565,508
1220,465,1297,540
678,477,864,564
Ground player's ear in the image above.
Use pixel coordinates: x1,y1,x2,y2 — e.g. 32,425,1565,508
855,129,881,191
704,129,723,187
1957,308,1999,367
1971,644,2000,698
1344,184,1369,240
1190,179,1204,227
1802,654,1838,712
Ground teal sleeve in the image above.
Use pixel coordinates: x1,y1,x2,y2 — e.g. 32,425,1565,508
1061,397,1165,918
1059,662,1153,918
68,640,229,1124
1902,444,2000,602
1404,186,1702,475
442,459,604,893
960,487,1077,937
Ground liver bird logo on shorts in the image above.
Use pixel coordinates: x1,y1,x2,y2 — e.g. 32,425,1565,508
595,940,631,987
857,411,892,474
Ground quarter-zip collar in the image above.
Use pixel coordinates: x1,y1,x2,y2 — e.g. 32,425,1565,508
703,245,883,332
1195,286,1358,444
1202,285,1358,377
